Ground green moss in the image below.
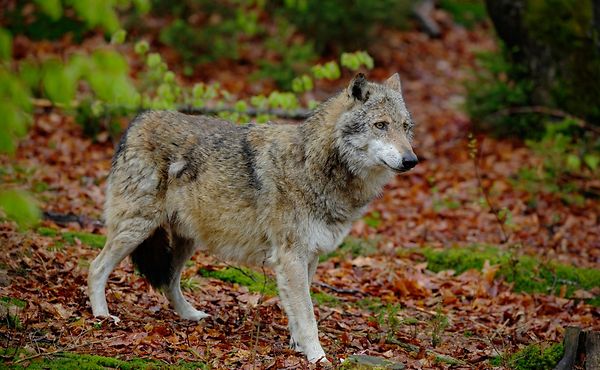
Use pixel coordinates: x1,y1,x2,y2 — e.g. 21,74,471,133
36,227,106,249
2,350,208,369
37,227,58,237
320,236,378,262
508,343,563,370
198,267,344,307
420,245,600,305
355,297,386,313
0,297,25,329
198,267,278,296
1,297,26,308
31,181,49,193
62,231,106,249
363,211,382,228
311,292,341,306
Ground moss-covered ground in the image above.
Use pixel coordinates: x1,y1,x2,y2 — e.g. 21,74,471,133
416,244,600,306
1,350,208,370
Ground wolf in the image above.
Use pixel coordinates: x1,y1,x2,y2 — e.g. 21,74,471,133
88,73,417,363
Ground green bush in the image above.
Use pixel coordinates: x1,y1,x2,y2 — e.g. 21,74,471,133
153,0,412,87
276,0,414,53
468,0,600,138
466,49,543,139
4,0,149,41
515,119,600,205
439,0,487,28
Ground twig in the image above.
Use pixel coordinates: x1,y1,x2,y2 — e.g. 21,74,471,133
11,334,125,364
214,259,259,284
250,257,269,370
471,135,509,243
178,105,313,120
317,309,335,324
411,306,437,316
314,281,361,295
42,211,102,228
31,98,313,121
490,106,600,135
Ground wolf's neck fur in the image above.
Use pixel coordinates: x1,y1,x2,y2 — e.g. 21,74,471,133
298,93,390,219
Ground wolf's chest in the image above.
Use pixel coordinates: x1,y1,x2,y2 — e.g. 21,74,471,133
302,218,353,255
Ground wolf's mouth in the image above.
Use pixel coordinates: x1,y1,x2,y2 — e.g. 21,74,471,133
380,160,408,173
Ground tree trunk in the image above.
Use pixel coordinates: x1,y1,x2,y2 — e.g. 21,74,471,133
484,0,555,105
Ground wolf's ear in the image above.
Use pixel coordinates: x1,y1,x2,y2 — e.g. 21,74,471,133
348,73,370,102
384,73,402,92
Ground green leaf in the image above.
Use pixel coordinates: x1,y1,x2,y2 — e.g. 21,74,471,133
234,100,248,113
0,67,32,110
583,154,600,171
565,154,581,172
132,0,151,13
34,0,63,20
42,60,77,104
146,53,162,68
163,71,175,84
0,101,30,138
111,29,127,45
341,51,374,71
19,60,42,90
92,50,128,74
0,28,12,61
134,40,150,55
0,131,16,154
0,189,40,228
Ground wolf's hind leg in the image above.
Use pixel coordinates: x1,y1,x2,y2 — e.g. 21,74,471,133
88,218,155,321
164,236,209,321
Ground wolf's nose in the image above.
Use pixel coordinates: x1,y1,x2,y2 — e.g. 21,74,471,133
402,153,418,170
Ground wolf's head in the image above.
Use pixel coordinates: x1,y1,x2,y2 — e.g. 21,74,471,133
334,73,417,177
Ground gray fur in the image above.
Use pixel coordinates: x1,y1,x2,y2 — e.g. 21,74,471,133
88,73,417,363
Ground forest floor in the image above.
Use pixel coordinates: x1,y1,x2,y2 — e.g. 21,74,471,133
1,16,599,370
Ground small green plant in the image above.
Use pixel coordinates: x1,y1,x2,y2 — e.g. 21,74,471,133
515,118,600,205
180,276,201,291
429,307,449,347
375,304,402,342
0,296,25,329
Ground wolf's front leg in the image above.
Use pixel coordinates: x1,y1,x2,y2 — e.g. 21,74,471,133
275,252,328,363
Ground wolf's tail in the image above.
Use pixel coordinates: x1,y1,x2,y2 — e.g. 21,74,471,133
130,227,174,288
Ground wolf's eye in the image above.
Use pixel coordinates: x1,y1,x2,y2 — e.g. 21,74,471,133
373,121,388,130
403,121,411,131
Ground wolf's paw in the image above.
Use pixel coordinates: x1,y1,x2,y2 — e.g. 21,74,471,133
310,355,332,366
179,309,210,321
93,313,121,325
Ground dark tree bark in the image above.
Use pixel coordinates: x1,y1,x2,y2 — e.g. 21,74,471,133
594,0,600,51
484,0,555,104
